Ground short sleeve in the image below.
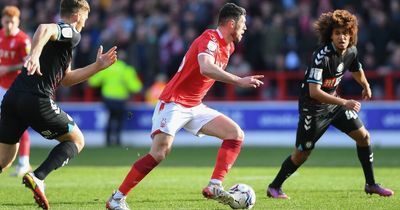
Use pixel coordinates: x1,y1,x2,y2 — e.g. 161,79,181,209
197,33,218,60
306,52,325,85
56,22,81,48
349,48,362,72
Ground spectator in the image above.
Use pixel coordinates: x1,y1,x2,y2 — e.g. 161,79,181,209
88,51,142,146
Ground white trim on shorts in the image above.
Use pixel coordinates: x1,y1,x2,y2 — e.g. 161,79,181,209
151,100,222,138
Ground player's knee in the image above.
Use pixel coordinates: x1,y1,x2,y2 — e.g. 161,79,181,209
357,131,370,146
226,127,244,140
75,138,85,153
151,149,169,162
71,129,85,152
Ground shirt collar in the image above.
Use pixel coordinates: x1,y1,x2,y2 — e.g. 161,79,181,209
216,28,228,46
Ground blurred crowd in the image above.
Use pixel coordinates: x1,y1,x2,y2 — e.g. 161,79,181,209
1,0,400,101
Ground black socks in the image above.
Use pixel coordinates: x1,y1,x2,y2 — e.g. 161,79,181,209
34,141,79,180
269,155,299,188
357,145,375,185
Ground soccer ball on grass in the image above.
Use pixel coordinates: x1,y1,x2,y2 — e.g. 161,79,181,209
228,183,256,209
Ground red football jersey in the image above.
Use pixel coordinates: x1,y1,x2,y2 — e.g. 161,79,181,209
159,29,234,107
0,29,31,88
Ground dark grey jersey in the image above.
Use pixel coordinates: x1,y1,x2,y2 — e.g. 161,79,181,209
10,22,81,97
299,43,362,116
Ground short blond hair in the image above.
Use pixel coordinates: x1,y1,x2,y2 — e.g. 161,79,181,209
2,5,20,18
60,0,90,17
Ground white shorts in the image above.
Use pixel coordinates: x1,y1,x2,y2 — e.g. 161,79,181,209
151,101,222,138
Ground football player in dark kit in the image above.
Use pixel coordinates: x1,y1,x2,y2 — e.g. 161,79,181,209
0,0,117,209
266,10,394,199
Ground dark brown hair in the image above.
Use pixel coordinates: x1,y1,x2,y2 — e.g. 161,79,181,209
218,3,246,25
314,10,358,47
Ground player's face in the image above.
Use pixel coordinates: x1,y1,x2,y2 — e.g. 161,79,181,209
75,10,89,32
232,15,247,43
331,27,350,52
1,15,19,35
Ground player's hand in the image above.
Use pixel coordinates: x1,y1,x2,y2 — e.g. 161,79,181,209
344,99,361,112
96,45,117,70
237,75,264,88
24,55,42,76
362,86,372,100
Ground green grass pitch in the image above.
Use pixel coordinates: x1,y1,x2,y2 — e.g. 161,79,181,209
0,146,399,209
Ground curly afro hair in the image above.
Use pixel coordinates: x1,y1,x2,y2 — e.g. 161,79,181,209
313,10,358,47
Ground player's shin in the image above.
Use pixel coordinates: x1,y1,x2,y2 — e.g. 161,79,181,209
117,154,159,197
211,139,242,182
269,155,299,188
34,140,78,180
357,145,375,185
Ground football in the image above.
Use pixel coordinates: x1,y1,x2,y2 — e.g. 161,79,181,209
228,183,256,209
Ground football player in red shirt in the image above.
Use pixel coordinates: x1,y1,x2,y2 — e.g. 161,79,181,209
106,3,264,210
0,5,32,177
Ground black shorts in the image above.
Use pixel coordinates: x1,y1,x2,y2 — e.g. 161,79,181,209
295,105,363,151
0,90,75,144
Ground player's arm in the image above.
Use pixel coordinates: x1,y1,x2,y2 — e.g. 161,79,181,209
309,83,361,112
61,45,117,87
351,69,372,100
24,24,59,76
198,54,263,88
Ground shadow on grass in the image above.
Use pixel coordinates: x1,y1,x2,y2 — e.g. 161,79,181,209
29,147,400,167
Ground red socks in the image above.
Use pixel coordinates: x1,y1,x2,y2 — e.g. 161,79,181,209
118,140,242,195
19,130,30,157
211,139,242,181
118,154,159,195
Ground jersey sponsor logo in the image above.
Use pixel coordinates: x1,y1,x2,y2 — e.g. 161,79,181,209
322,78,337,88
308,68,322,81
61,27,73,38
345,110,358,120
322,75,343,88
0,49,16,59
